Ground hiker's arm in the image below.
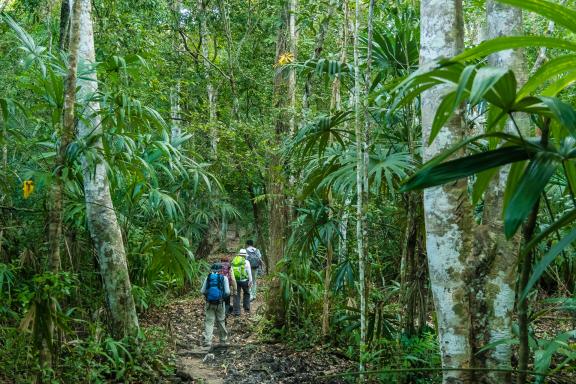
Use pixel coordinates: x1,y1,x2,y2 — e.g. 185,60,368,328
200,278,207,295
246,260,253,285
230,271,237,293
224,276,230,296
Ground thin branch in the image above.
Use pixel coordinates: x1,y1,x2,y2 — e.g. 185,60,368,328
178,30,231,81
0,205,42,213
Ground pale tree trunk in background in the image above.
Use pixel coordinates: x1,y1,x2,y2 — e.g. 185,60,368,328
475,3,524,383
335,0,350,265
288,0,297,137
77,0,139,338
219,0,240,120
352,0,369,377
421,1,475,383
170,82,181,141
198,0,217,154
170,0,182,142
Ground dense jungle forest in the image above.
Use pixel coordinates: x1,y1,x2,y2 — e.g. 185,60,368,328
1,0,576,382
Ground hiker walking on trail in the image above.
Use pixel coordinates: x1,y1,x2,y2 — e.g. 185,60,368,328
220,254,236,314
231,249,252,315
200,263,230,347
246,240,263,302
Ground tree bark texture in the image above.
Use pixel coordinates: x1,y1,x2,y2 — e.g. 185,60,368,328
474,3,525,382
400,192,428,337
77,0,139,338
266,0,293,327
421,1,475,383
353,0,369,376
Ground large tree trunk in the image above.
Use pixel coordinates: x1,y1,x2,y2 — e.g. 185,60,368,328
473,3,525,383
77,0,139,338
420,1,475,383
266,0,295,327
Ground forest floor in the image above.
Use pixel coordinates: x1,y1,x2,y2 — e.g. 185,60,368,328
140,237,354,384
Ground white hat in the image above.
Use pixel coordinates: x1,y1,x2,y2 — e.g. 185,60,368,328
238,248,247,256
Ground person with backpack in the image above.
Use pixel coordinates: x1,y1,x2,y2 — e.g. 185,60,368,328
200,263,230,348
220,254,236,314
245,240,263,302
231,249,252,316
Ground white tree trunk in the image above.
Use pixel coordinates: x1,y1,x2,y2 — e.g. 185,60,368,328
479,2,524,382
421,1,473,383
77,0,139,338
352,0,367,377
288,0,297,136
198,0,217,154
170,82,181,142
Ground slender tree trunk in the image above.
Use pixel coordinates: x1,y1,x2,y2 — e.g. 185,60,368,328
219,0,240,120
302,2,334,117
421,1,475,383
170,82,181,142
58,0,71,50
352,0,370,377
40,0,82,372
266,1,293,327
248,184,267,270
77,0,139,338
198,0,217,154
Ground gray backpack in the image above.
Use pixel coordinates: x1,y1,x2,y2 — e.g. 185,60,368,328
246,248,261,269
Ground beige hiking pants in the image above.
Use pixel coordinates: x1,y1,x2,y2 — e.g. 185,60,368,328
202,302,228,346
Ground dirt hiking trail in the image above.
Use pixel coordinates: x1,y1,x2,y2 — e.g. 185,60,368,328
141,233,353,383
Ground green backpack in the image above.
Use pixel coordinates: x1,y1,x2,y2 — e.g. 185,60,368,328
232,256,248,280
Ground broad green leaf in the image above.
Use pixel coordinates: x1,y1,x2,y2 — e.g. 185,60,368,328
429,65,476,145
484,70,517,109
417,132,536,173
504,153,559,238
503,160,527,212
469,67,509,106
402,146,531,192
472,167,499,204
499,0,576,36
542,71,576,96
520,227,576,301
564,161,576,197
453,36,576,63
518,55,576,99
429,91,457,145
537,96,576,139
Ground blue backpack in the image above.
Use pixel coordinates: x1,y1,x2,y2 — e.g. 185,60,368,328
205,273,224,304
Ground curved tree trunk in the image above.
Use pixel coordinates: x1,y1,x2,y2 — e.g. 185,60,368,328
77,0,139,338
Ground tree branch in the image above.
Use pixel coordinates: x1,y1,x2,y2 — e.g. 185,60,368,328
178,30,231,81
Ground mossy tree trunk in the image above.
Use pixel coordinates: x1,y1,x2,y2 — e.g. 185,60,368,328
77,0,139,339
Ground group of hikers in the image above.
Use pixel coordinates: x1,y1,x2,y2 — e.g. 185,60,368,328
199,240,264,348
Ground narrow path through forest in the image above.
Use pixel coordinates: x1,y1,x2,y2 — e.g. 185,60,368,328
141,234,353,383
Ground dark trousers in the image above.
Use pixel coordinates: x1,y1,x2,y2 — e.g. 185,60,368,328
224,295,232,314
233,280,250,314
